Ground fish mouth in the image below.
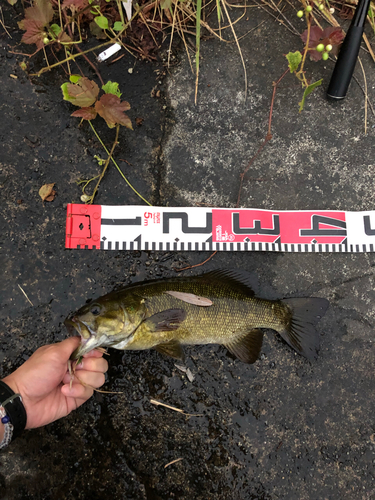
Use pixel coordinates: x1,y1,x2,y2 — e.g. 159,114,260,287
64,317,101,360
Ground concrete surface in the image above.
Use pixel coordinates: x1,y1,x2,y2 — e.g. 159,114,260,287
1,2,375,499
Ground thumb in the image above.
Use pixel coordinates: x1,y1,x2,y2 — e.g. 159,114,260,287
56,336,81,359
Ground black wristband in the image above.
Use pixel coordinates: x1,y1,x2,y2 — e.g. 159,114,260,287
0,381,27,439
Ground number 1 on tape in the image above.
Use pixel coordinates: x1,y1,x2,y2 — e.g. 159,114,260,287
65,204,375,252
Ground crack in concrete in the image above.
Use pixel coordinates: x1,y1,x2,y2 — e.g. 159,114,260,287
150,86,176,206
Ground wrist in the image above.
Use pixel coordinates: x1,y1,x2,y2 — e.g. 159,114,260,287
2,376,28,428
0,403,14,450
0,380,27,440
2,376,20,396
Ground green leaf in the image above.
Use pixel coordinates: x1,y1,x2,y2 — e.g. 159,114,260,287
61,82,71,101
286,51,302,73
298,79,323,112
216,0,221,23
113,21,124,31
50,23,62,37
102,81,122,98
94,15,109,30
69,74,81,83
160,0,171,9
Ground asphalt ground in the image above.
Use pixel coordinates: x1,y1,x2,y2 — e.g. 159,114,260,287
1,2,375,499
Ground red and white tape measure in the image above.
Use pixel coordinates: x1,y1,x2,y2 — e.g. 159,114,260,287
65,204,375,252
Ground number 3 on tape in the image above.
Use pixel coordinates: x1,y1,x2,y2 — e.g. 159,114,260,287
65,204,375,252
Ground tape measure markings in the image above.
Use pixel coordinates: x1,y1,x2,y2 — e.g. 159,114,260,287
65,204,375,252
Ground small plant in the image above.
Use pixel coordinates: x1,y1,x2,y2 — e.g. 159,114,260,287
18,0,72,49
15,0,248,106
62,76,132,129
285,3,344,111
301,26,344,62
61,76,151,205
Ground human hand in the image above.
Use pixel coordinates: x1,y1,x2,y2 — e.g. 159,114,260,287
2,337,108,429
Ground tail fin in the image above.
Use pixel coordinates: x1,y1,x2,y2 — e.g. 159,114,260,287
278,298,329,360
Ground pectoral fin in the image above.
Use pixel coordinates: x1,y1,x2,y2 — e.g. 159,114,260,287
223,328,264,364
165,291,213,306
143,309,187,332
154,340,185,361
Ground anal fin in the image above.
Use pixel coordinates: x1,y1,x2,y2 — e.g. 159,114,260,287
154,340,185,361
224,328,264,364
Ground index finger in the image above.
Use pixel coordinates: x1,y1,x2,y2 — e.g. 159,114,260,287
83,348,107,359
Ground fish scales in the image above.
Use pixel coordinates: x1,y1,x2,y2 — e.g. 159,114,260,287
128,293,284,348
65,270,329,364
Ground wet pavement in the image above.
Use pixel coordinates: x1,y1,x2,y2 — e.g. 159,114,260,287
1,2,375,499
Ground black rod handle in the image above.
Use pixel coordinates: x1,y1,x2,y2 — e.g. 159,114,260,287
326,25,364,100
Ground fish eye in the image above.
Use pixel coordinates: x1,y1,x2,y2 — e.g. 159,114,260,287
90,305,101,316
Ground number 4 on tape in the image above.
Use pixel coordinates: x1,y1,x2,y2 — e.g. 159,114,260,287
65,204,375,252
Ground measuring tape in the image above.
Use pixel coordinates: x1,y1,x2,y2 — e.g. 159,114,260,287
65,204,375,252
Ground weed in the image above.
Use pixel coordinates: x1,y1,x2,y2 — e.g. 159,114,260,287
286,3,344,110
62,75,150,205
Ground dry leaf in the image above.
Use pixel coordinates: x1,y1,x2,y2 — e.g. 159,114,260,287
39,183,56,202
175,364,195,382
71,107,97,120
64,77,99,107
18,0,54,49
23,0,54,25
62,0,89,10
19,19,48,49
95,94,132,129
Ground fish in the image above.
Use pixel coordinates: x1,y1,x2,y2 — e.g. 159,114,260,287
64,269,329,364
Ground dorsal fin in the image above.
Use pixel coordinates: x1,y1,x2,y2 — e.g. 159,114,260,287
118,268,258,298
195,269,258,297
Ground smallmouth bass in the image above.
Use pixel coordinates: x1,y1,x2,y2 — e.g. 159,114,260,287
65,269,329,363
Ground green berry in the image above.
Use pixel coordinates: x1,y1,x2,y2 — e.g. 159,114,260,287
306,5,313,12
43,37,50,44
326,44,333,52
319,3,324,10
316,43,325,52
297,10,304,17
322,52,329,61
